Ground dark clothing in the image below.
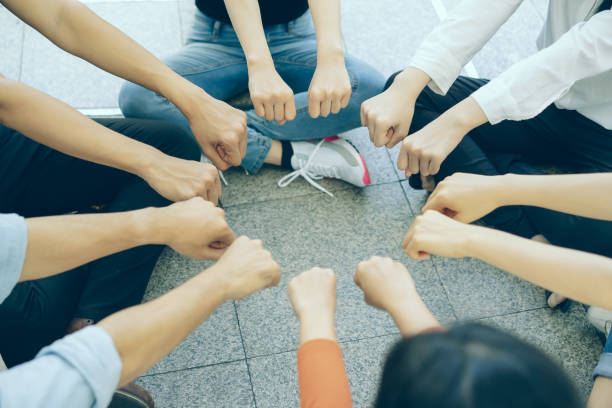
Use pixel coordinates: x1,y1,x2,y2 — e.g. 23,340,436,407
388,73,612,258
195,0,309,26
0,118,200,367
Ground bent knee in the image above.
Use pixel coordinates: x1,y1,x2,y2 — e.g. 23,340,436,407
119,81,164,119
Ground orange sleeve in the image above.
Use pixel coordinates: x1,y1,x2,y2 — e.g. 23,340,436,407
297,339,353,408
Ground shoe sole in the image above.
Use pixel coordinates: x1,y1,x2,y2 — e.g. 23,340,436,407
109,391,152,408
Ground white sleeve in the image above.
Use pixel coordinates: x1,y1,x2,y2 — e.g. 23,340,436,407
0,326,122,408
472,10,612,124
409,0,523,95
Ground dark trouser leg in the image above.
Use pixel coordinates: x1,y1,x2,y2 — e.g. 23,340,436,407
397,73,612,255
0,119,200,366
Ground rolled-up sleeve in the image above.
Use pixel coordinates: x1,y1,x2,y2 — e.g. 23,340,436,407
0,214,28,303
0,326,122,408
410,0,522,94
472,10,612,124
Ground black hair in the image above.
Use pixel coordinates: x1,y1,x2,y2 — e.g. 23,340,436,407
374,323,582,408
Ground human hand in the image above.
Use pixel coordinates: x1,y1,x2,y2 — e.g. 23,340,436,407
402,210,477,260
153,197,235,260
211,236,281,300
354,256,417,313
288,267,336,320
308,59,351,118
360,67,429,148
422,172,505,223
396,96,487,177
248,62,296,125
354,256,440,337
187,93,247,171
141,154,223,204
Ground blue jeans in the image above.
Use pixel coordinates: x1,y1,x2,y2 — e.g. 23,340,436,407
119,10,385,173
593,328,612,379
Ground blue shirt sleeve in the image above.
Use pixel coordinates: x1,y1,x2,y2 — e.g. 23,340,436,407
0,214,28,303
0,326,122,408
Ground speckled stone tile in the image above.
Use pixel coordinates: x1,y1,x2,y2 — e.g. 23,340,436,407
227,183,454,357
137,360,255,408
221,127,398,208
483,305,602,398
342,0,440,77
141,248,244,374
0,6,24,81
20,1,181,108
248,334,401,408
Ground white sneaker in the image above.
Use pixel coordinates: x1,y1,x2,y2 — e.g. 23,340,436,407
277,136,371,196
588,306,612,338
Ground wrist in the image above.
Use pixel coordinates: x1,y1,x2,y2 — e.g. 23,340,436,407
129,207,163,247
394,67,431,98
299,310,336,344
446,96,488,133
316,46,344,66
387,294,440,337
246,55,275,72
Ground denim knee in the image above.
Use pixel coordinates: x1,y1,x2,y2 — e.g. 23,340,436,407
118,81,158,119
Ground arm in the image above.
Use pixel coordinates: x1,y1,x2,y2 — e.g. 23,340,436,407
100,236,280,385
1,0,246,169
21,197,235,282
354,257,440,337
288,268,352,408
224,0,296,124
403,210,612,310
306,0,352,119
0,78,223,204
361,0,521,148
0,237,280,408
422,172,612,223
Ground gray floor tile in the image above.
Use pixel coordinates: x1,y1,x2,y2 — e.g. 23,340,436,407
0,6,24,80
221,127,397,208
142,248,244,374
531,0,550,20
227,183,454,357
471,1,542,79
137,360,255,408
484,305,602,398
20,1,181,108
248,334,400,408
342,0,440,77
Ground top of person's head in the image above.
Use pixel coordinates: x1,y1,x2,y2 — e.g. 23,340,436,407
375,323,582,408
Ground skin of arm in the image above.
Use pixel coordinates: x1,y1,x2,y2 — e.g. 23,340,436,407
403,210,612,310
354,256,440,337
306,0,352,119
423,172,612,223
98,236,280,385
0,78,223,204
1,0,247,169
20,197,235,282
224,0,296,124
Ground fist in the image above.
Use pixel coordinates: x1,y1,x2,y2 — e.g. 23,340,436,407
213,236,281,300
157,197,235,260
249,65,296,124
308,62,352,118
354,256,416,312
402,210,475,260
288,267,336,319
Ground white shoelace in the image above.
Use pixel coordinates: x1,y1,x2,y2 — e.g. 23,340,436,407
277,140,336,197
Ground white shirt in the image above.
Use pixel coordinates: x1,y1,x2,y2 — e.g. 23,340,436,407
409,0,612,129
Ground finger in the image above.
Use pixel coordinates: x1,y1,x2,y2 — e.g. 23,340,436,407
330,97,342,114
253,101,266,118
203,144,229,171
340,93,351,109
429,159,441,176
215,171,223,200
360,104,367,127
386,123,409,149
408,151,420,175
419,157,431,177
374,122,392,147
285,99,297,121
401,226,415,249
320,98,332,118
309,94,321,119
396,143,409,171
217,143,240,168
238,132,247,160
206,186,219,206
274,103,285,123
264,103,275,121
367,119,376,144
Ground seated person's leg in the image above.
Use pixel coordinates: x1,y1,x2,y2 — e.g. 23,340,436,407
589,327,612,408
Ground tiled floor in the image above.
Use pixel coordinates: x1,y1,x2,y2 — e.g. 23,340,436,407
1,0,604,406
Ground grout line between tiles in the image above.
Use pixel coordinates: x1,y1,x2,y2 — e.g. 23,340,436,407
140,356,247,378
234,300,259,408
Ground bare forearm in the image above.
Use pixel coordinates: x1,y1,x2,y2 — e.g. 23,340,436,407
299,312,336,345
498,173,612,221
0,78,161,176
224,0,273,67
308,0,343,61
466,226,612,309
21,208,165,281
98,269,227,385
387,296,440,338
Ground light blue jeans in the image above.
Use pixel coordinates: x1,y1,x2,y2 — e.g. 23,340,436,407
119,9,385,173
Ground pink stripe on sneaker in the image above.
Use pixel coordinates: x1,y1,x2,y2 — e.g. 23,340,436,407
324,135,340,142
359,154,371,185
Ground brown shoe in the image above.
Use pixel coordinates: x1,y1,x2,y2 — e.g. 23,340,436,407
66,317,95,334
110,382,155,408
